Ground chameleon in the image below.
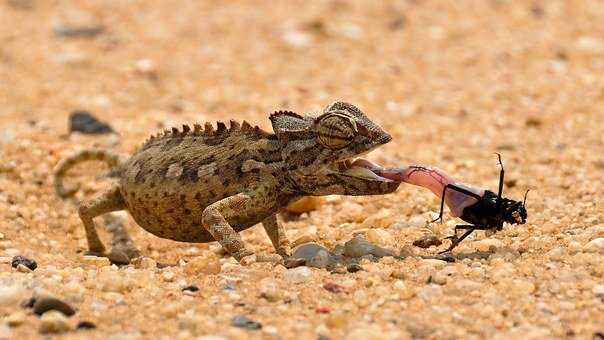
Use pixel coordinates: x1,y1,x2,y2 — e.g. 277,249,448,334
53,102,402,265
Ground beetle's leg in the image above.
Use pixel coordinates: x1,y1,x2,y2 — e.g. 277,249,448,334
440,225,476,253
430,184,484,223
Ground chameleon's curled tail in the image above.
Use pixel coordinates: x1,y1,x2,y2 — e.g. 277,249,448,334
53,149,127,198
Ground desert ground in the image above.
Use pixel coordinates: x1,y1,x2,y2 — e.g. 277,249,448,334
0,1,603,339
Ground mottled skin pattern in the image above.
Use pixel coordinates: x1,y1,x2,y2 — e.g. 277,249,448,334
54,102,401,265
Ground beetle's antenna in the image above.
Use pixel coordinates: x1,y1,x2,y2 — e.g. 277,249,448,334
495,153,505,201
523,189,530,207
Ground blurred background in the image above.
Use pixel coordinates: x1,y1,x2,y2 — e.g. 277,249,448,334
0,1,603,338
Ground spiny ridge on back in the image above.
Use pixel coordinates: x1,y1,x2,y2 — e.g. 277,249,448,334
139,120,271,150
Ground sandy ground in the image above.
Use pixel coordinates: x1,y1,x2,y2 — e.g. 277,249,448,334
1,1,603,339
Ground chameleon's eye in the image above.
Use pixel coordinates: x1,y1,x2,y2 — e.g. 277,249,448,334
316,113,357,149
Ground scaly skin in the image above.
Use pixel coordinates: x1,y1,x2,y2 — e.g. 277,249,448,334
54,102,402,265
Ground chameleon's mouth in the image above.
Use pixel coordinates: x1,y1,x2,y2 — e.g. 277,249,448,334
334,158,402,182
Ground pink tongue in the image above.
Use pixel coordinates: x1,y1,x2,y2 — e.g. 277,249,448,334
372,168,406,182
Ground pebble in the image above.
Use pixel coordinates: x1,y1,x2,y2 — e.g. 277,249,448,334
282,29,311,48
69,110,115,134
81,255,111,267
11,255,37,271
33,297,76,316
231,315,262,330
291,243,332,269
343,234,393,258
413,235,442,248
53,24,104,38
284,266,313,283
6,311,26,327
16,264,32,273
76,321,97,330
39,311,71,334
592,284,604,297
583,238,604,253
547,247,566,261
365,228,394,246
473,238,504,252
98,271,135,293
184,255,221,275
431,266,457,285
259,278,282,302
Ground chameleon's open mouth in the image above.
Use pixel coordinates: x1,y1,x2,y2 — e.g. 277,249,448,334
334,158,402,182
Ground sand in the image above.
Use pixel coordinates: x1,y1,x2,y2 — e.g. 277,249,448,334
0,1,603,339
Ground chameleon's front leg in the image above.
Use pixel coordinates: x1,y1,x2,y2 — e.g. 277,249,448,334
262,214,291,258
202,193,281,265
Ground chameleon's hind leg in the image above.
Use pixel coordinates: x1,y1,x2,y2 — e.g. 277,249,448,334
262,214,291,258
77,184,126,255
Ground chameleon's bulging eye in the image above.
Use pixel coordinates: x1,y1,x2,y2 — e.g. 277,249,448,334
317,114,357,149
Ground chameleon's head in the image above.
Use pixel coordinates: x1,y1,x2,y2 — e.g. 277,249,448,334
270,101,401,196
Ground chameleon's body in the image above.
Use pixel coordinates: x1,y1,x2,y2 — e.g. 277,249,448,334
54,102,401,264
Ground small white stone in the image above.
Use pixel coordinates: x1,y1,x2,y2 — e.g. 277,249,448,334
365,229,394,246
282,30,311,48
39,311,71,334
135,59,156,74
432,266,457,285
284,266,313,284
583,238,604,253
16,264,32,273
592,284,604,297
